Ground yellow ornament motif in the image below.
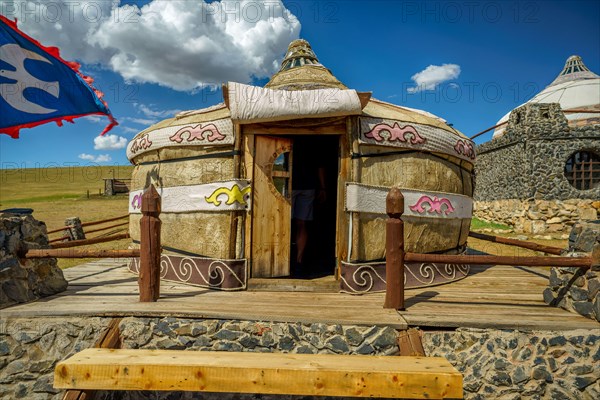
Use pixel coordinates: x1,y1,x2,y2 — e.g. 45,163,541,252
205,184,251,207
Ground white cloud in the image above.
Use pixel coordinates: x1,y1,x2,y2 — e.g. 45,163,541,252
125,117,158,125
120,126,140,134
3,0,301,91
78,153,112,163
407,64,461,93
134,103,181,119
93,134,127,150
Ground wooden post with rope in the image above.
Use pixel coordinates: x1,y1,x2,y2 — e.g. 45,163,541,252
384,187,405,310
139,185,161,302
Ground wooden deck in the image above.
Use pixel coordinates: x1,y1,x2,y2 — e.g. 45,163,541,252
1,260,598,331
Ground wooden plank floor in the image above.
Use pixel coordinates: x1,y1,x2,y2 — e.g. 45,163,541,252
1,260,598,331
401,264,599,330
0,260,406,328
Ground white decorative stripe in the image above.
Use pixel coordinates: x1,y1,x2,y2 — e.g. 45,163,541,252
126,118,234,160
129,180,251,213
227,81,363,123
345,183,472,219
359,117,476,163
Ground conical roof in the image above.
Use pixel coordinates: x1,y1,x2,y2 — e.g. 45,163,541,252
493,55,600,138
265,39,347,90
549,55,599,86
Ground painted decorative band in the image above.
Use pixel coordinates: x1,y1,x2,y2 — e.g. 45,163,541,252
359,117,476,163
340,261,470,294
129,255,247,291
345,183,473,219
127,117,234,160
129,180,251,213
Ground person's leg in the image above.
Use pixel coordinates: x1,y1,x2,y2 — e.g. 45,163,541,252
296,219,307,264
291,190,315,266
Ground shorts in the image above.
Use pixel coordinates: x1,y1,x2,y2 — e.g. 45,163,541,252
292,190,315,221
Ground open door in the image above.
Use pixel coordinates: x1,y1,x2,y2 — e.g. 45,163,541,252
251,136,293,277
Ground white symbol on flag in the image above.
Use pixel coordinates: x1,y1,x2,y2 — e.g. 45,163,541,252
0,43,60,114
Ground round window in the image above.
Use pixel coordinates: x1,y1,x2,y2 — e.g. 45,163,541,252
564,151,600,190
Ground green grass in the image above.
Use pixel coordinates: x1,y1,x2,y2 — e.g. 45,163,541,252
0,165,133,205
1,165,134,269
1,193,83,204
470,217,512,231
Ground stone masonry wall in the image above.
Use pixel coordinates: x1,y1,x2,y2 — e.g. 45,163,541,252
423,328,599,400
474,199,600,234
0,212,67,308
0,317,111,399
475,103,600,202
1,316,599,399
544,221,600,322
103,317,599,400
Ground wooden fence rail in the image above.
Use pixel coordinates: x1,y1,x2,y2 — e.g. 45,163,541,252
80,214,128,228
468,231,564,255
25,249,140,258
50,233,130,249
384,188,597,310
84,221,129,236
46,214,128,235
24,185,161,303
403,253,592,268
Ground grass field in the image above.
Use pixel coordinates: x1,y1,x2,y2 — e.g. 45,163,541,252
1,165,133,268
1,165,567,268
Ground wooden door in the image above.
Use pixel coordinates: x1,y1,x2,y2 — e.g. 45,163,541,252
251,136,293,277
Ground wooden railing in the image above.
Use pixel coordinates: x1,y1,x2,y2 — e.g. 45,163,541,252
24,185,162,303
384,188,597,310
47,214,129,244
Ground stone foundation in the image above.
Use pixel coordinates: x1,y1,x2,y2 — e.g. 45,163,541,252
0,317,111,399
474,199,599,234
544,221,600,322
424,328,599,400
1,316,598,399
0,212,67,308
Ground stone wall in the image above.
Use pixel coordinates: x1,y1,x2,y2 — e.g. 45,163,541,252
1,316,599,399
0,212,67,307
423,328,599,400
475,103,600,202
474,199,599,234
544,221,600,322
105,318,600,400
0,317,111,399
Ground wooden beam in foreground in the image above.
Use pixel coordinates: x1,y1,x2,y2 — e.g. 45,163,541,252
54,349,463,399
63,318,122,400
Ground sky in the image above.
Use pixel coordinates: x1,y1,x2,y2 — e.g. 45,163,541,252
0,0,599,168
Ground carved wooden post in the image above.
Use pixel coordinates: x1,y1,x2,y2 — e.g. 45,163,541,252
139,185,161,302
384,187,405,310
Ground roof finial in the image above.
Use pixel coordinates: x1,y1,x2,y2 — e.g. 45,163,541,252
549,55,599,86
278,39,321,71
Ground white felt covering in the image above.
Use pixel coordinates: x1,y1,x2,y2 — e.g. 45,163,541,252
226,82,363,123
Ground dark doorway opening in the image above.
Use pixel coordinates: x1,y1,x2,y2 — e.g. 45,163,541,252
290,135,339,279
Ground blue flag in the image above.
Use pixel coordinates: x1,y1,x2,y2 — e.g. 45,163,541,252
0,15,117,138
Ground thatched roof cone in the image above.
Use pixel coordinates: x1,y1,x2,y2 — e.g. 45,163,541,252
265,39,347,91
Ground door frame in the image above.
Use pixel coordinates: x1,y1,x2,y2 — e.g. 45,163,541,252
242,118,350,278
